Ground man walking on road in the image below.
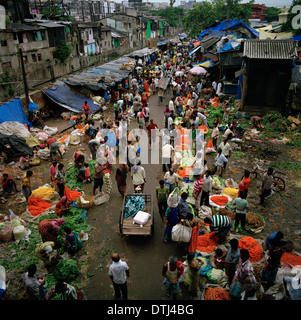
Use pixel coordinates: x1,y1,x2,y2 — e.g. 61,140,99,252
108,253,130,300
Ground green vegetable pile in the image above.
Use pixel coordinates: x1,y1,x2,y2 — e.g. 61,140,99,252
53,259,80,282
65,159,97,189
206,106,224,127
39,207,91,249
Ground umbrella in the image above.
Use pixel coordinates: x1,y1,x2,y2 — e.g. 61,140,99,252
175,71,184,77
189,66,207,76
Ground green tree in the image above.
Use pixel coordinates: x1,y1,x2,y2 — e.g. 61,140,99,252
265,6,281,22
150,7,185,27
56,40,72,63
281,0,301,36
183,0,253,38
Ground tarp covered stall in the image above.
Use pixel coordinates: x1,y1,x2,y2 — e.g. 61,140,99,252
42,84,99,113
65,55,137,90
127,47,157,58
157,39,169,46
199,19,259,41
0,99,32,128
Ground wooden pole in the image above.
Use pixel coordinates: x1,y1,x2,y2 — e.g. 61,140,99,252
19,48,30,105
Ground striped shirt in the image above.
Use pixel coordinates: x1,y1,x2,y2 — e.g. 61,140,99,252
61,283,77,300
212,215,231,231
193,178,203,194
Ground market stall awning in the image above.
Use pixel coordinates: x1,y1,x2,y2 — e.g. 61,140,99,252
43,84,99,113
157,39,169,46
192,59,214,68
189,45,202,56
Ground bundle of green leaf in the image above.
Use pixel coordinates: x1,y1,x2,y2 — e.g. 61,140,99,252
262,111,289,133
38,207,91,250
65,159,97,189
53,258,79,282
206,106,224,127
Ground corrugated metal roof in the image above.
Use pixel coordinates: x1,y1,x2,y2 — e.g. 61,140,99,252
11,23,46,31
34,22,65,28
200,36,220,50
243,39,298,60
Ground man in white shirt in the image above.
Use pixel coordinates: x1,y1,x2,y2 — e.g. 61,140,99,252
108,253,129,300
169,98,175,113
143,105,150,125
216,81,222,96
218,138,232,170
162,143,174,172
197,81,203,95
117,99,124,111
198,112,209,128
212,80,217,92
164,168,178,192
131,161,146,192
213,148,228,177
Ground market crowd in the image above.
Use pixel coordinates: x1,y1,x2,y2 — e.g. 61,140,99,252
0,36,300,302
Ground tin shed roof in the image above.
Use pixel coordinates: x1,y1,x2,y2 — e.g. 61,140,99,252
242,39,298,60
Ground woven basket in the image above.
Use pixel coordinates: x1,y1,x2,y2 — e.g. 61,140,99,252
77,195,94,209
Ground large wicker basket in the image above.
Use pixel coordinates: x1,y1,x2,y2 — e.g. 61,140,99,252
77,195,94,209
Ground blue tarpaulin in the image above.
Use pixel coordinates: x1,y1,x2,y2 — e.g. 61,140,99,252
216,40,241,53
199,19,259,41
42,84,99,113
0,99,32,127
157,39,169,46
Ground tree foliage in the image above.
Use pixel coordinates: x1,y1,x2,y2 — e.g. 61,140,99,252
183,0,254,38
281,0,301,36
265,6,281,23
56,40,72,63
150,7,185,27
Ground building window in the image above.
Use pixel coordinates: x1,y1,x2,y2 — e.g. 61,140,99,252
1,40,7,47
37,53,42,61
32,54,37,62
105,41,106,47
129,23,131,29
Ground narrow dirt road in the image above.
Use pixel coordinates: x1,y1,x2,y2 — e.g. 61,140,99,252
81,89,194,300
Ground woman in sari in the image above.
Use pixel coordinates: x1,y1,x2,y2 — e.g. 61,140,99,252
38,218,65,248
63,227,83,255
115,164,129,196
163,206,179,243
184,252,200,296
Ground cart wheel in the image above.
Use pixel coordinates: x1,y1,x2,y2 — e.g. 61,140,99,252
273,177,285,192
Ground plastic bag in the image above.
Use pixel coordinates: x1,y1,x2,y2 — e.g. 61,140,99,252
167,187,180,208
133,211,150,227
43,126,58,136
198,205,212,220
0,222,13,242
171,223,192,243
93,193,110,206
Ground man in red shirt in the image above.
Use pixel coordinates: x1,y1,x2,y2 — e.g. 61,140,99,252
193,174,204,212
238,170,251,198
146,119,158,150
82,101,90,121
